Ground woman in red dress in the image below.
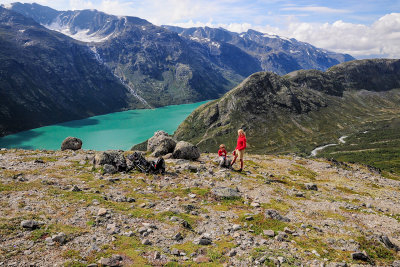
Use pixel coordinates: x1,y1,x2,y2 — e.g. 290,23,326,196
231,129,246,172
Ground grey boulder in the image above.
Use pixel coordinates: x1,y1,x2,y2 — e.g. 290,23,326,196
21,220,41,230
211,187,240,199
61,137,82,151
103,164,117,175
147,131,176,156
172,141,200,160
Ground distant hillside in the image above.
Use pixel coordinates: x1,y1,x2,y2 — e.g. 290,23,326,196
9,3,354,108
0,7,143,136
174,59,400,155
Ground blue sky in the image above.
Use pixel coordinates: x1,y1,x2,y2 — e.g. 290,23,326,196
2,0,400,58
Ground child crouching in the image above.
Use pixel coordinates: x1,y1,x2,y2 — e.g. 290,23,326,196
218,144,231,168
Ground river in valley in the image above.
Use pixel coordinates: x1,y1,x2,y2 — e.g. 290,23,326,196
0,101,209,151
310,135,348,157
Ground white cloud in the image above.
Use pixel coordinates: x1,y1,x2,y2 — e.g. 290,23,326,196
281,6,350,14
277,13,400,58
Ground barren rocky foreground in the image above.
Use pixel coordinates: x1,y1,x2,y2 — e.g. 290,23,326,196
1,148,400,266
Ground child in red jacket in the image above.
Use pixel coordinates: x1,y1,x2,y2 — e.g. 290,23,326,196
231,129,246,172
218,144,228,167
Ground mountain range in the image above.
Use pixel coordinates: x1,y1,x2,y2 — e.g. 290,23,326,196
174,59,400,154
0,2,353,136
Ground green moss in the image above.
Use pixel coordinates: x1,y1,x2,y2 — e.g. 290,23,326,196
357,236,396,264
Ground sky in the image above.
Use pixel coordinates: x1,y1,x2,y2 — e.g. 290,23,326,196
2,0,400,58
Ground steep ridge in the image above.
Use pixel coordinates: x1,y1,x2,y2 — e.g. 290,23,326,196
9,3,354,107
0,7,143,136
174,59,400,154
164,26,354,75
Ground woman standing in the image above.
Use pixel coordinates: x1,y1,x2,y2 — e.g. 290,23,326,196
231,129,246,172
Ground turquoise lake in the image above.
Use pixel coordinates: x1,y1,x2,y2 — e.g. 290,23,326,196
0,101,208,151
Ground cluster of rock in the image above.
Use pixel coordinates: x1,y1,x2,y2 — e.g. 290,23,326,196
147,131,200,160
94,150,128,174
59,131,200,175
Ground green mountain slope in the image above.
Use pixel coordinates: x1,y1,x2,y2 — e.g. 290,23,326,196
174,59,400,156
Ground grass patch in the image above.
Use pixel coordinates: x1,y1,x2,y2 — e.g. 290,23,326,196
261,199,291,212
238,213,288,235
289,164,317,180
295,236,346,261
62,249,82,259
210,197,246,211
156,211,201,228
171,242,202,255
108,236,150,266
130,208,156,219
335,186,357,194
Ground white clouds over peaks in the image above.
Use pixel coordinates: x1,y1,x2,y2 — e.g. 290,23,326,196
6,0,398,58
279,13,400,58
171,14,400,58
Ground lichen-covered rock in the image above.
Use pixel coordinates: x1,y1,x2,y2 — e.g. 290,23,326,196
61,137,82,151
95,150,126,171
147,131,176,156
103,164,117,174
265,209,291,222
211,187,240,199
305,183,318,191
21,220,41,230
172,141,200,160
98,254,123,266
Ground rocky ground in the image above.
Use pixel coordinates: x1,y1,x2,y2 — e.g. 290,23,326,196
1,148,400,266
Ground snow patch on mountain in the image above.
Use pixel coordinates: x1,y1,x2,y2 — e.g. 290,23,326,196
2,3,13,9
45,21,114,43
